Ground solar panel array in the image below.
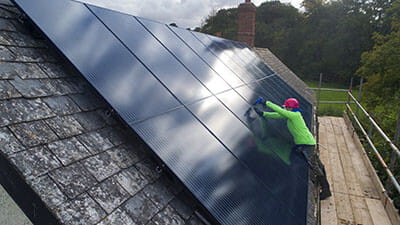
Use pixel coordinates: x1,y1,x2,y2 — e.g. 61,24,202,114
13,0,313,224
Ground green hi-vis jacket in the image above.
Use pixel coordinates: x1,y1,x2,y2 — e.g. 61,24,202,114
263,101,316,145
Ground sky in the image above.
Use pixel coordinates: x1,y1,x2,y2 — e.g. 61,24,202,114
78,0,303,29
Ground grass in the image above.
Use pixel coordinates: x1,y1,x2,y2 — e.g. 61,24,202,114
304,80,359,116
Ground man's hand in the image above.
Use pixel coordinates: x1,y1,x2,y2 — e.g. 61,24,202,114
254,97,265,105
254,107,264,116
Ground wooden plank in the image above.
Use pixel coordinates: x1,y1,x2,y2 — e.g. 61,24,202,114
320,192,338,225
318,117,338,225
339,117,380,199
318,117,333,185
342,114,400,225
365,198,392,225
334,192,355,225
332,117,363,196
324,117,355,223
349,195,374,225
326,118,348,194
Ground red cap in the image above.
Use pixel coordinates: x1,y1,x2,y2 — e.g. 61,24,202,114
282,98,300,108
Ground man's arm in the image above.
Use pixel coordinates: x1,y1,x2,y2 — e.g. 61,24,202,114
265,101,296,119
263,112,286,119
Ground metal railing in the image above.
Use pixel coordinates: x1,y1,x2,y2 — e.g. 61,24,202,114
345,92,400,195
313,83,400,195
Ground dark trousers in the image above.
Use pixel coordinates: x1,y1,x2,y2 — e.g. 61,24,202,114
291,145,331,196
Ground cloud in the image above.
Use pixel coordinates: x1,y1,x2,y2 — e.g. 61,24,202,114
77,0,301,29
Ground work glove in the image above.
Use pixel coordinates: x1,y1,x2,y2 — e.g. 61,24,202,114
254,97,265,105
254,107,264,116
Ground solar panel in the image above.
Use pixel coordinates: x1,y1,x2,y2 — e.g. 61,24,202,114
13,0,312,224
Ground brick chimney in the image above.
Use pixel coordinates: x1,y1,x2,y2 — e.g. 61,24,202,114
237,0,256,47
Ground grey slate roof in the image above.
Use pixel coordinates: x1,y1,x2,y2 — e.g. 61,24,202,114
253,47,315,104
0,1,205,224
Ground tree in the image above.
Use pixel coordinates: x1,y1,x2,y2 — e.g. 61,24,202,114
199,0,376,84
357,0,400,128
255,1,303,69
200,8,238,40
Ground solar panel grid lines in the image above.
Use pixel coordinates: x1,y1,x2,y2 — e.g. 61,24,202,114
190,32,283,108
131,108,299,225
191,32,261,82
134,17,232,95
167,26,246,88
204,35,270,78
13,0,310,224
209,36,276,80
86,4,213,105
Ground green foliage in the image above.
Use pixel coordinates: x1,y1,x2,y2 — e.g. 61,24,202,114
355,0,400,207
200,8,238,40
255,2,304,70
199,0,377,85
357,0,400,137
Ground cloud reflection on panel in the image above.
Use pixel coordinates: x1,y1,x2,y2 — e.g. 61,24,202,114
137,17,233,95
169,26,245,88
89,5,212,104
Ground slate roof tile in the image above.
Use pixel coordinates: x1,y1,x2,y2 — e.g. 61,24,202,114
49,162,97,199
0,80,21,99
73,111,107,131
0,3,20,15
65,77,93,93
45,115,85,139
55,193,106,225
135,158,161,182
77,131,114,154
99,126,127,146
0,0,13,5
0,45,15,60
38,62,69,78
169,197,193,220
42,95,81,116
0,98,55,126
116,166,149,196
70,92,106,111
2,31,45,47
7,46,45,62
150,205,185,225
45,79,80,95
10,146,61,179
0,7,16,19
0,18,16,31
0,31,10,44
98,109,119,126
108,145,141,169
47,137,91,166
9,76,53,98
30,175,68,209
88,177,130,214
143,179,175,210
123,191,159,225
1,62,48,79
82,152,120,182
0,61,18,79
25,97,55,118
0,127,24,155
96,208,136,225
9,120,58,147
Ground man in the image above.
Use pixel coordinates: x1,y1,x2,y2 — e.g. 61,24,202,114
254,98,332,200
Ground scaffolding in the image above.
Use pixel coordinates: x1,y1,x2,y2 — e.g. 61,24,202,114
311,75,400,224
